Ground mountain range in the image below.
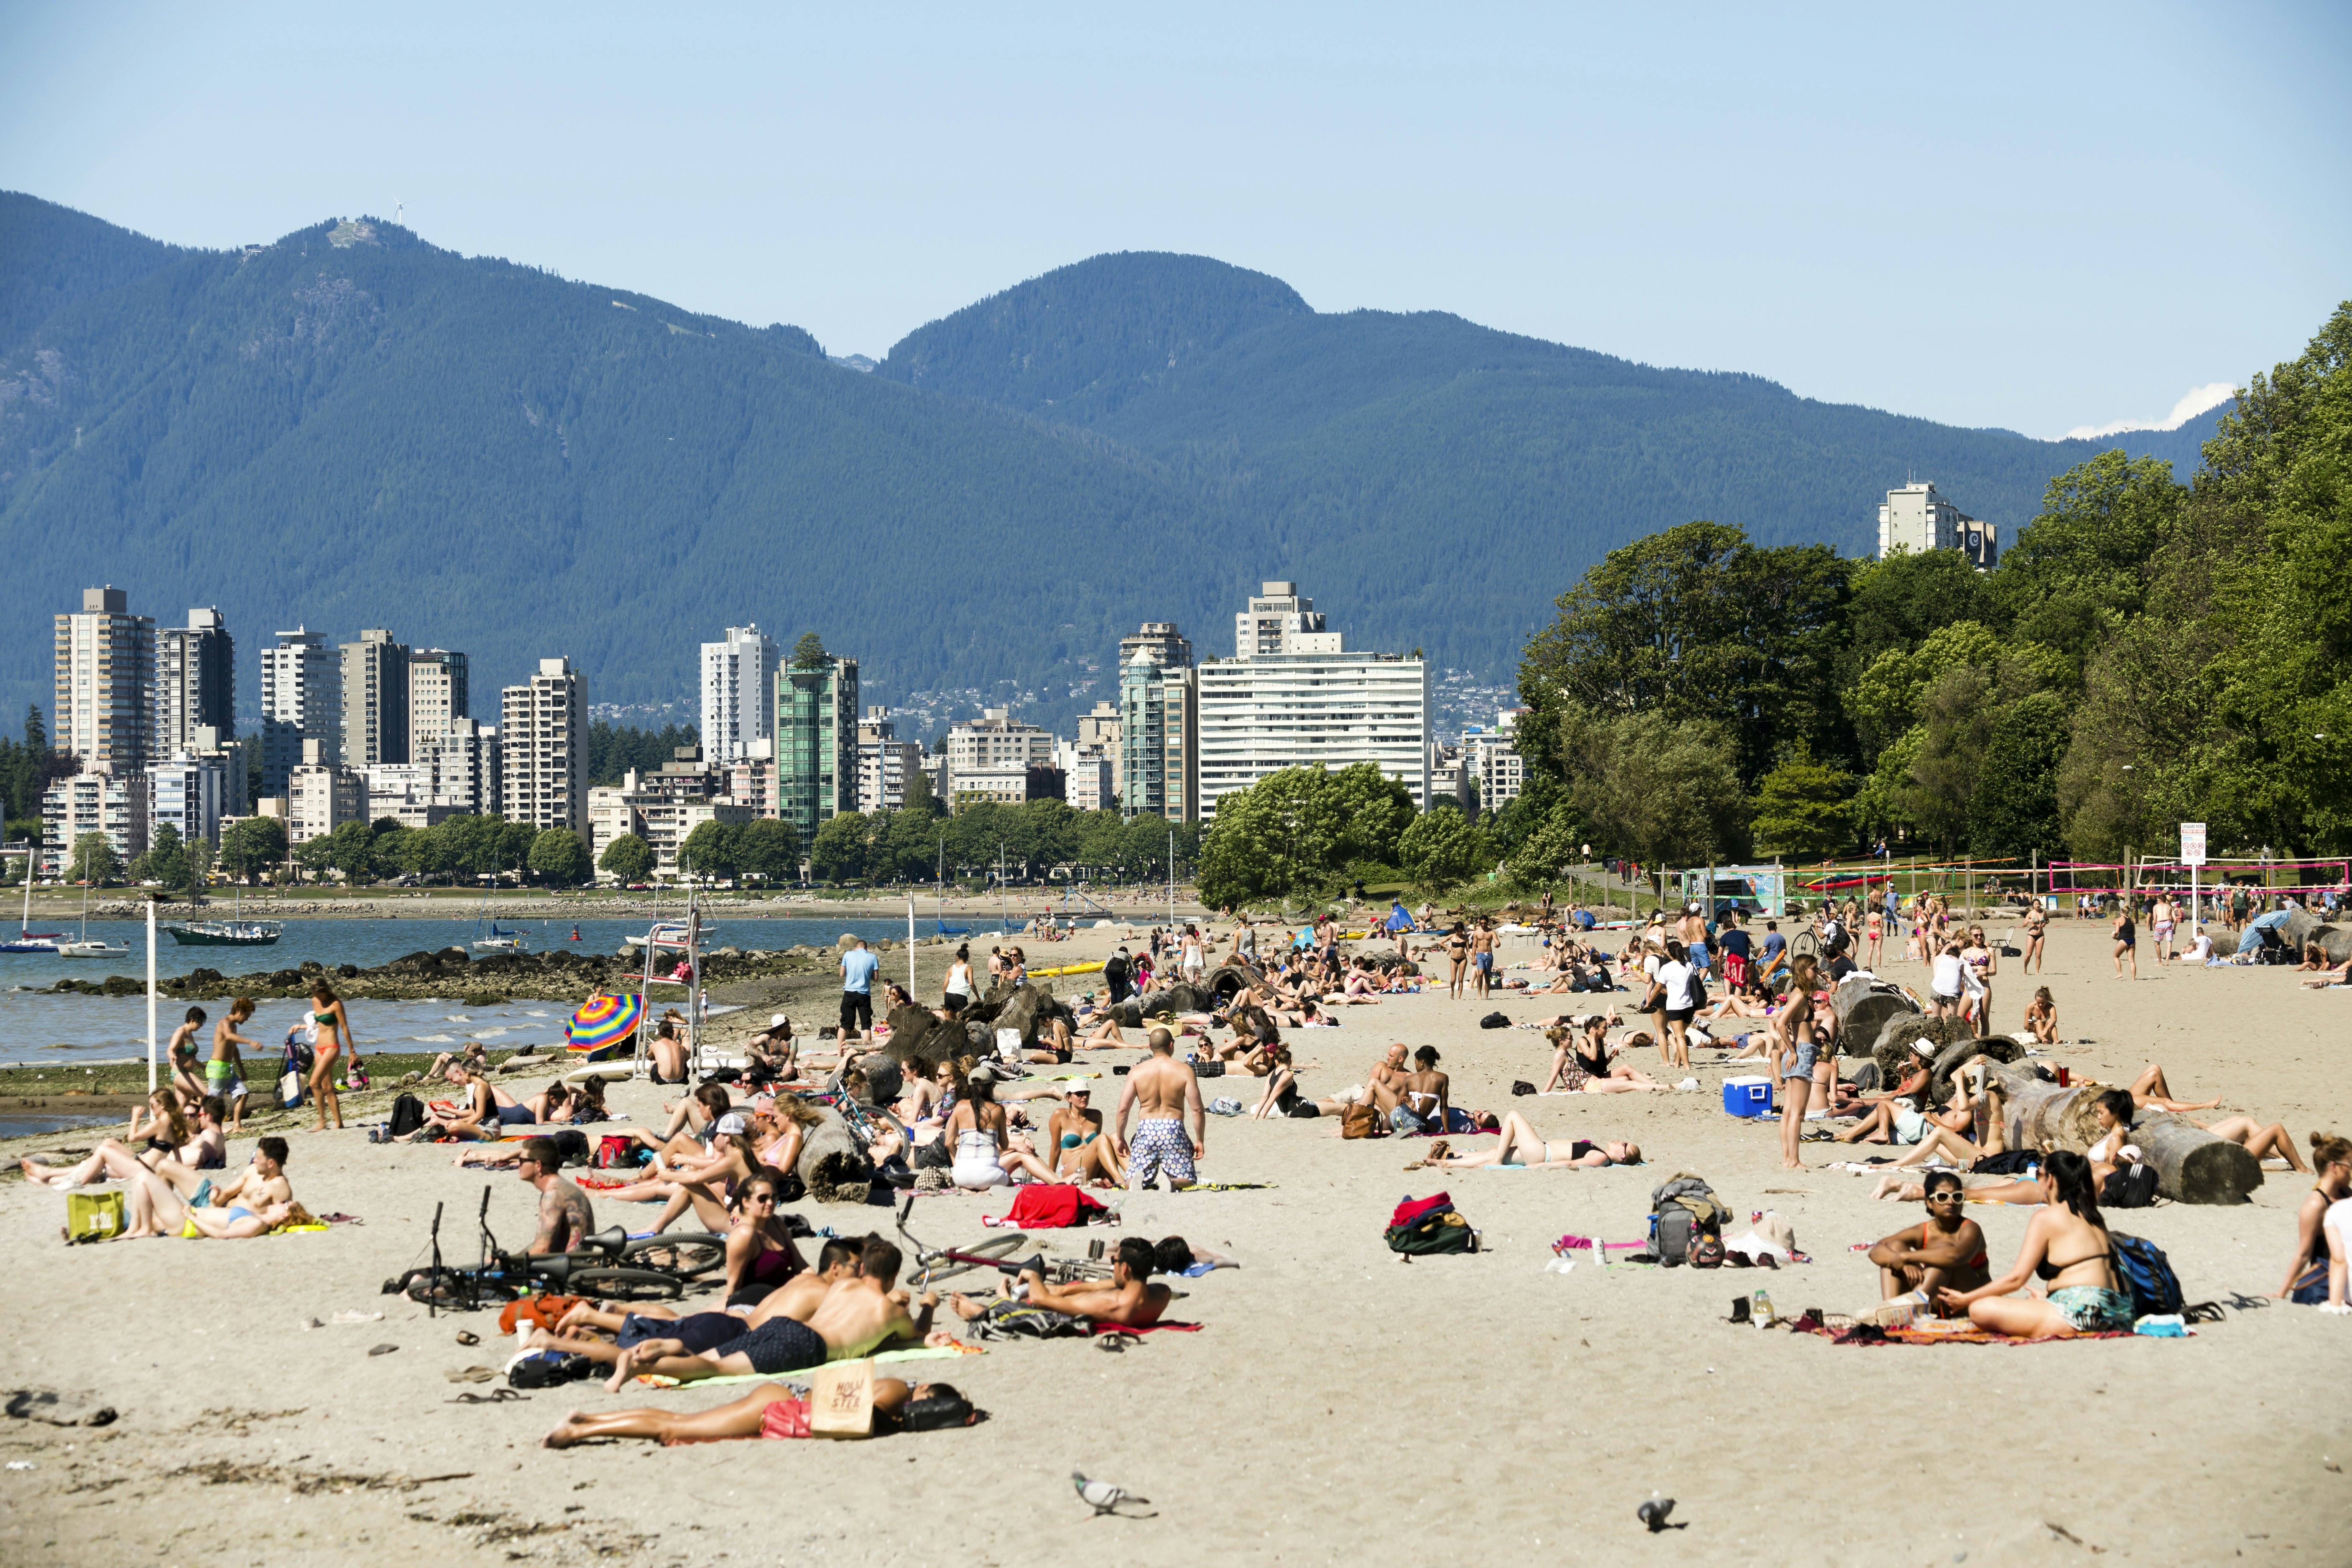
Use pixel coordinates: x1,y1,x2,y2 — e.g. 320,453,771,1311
0,191,2226,741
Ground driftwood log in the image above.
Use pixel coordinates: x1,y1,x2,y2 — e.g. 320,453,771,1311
1204,961,1265,1003
1925,1036,2025,1106
1870,1015,1974,1090
794,1106,874,1205
2312,924,2352,963
1832,976,1918,1060
1984,1061,2260,1204
1121,981,1214,1027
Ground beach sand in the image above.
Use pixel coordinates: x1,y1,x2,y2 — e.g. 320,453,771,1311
3,918,2347,1565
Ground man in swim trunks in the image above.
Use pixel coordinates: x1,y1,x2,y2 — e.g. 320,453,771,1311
526,1239,863,1366
947,1235,1172,1328
517,1137,597,1255
606,1236,947,1389
1115,1028,1204,1191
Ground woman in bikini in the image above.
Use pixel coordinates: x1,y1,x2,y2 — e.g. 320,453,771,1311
166,1008,209,1108
1868,1169,1989,1309
1863,904,1884,971
306,980,359,1131
1048,1084,1126,1183
719,1171,807,1306
1938,1150,2133,1336
2021,898,2048,974
1541,1021,1667,1094
1443,924,1470,1000
1420,1114,1641,1170
1959,926,1996,1033
2111,904,2138,980
1773,954,1821,1171
2023,986,2058,1044
943,1073,1061,1189
412,1062,532,1140
2277,1131,2351,1304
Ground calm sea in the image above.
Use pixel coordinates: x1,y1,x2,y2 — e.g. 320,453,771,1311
0,914,932,1070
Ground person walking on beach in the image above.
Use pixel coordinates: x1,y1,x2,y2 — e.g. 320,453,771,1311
2111,904,2139,980
1469,922,1496,1000
306,980,359,1131
1115,1028,1204,1190
209,997,260,1134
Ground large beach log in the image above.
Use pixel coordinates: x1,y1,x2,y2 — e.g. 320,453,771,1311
1871,1015,1974,1088
1832,976,1918,1060
1983,1061,2261,1204
2312,924,2352,964
1925,1036,2025,1106
2281,906,2322,953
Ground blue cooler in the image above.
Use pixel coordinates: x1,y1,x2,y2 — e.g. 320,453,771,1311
1723,1075,1773,1117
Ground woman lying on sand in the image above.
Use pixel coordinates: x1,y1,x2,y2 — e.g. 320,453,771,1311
542,1378,971,1448
1540,1021,1668,1093
1412,1113,1640,1170
1938,1152,2133,1335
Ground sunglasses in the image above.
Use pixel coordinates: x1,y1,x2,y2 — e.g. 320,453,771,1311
1926,1190,1963,1203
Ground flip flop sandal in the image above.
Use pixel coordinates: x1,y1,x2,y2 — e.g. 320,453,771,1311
1094,1332,1139,1353
449,1389,529,1404
445,1366,498,1383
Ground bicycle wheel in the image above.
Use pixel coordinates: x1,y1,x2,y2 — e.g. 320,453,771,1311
622,1233,728,1277
565,1268,684,1303
914,1233,1028,1287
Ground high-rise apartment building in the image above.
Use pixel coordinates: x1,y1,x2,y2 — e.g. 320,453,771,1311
408,648,469,746
1074,699,1122,752
855,709,922,815
946,708,1055,782
501,657,586,831
1462,710,1527,813
1878,482,1998,568
259,627,339,796
54,586,156,772
148,751,236,849
1197,585,1428,815
287,738,365,845
776,654,857,843
416,718,502,817
156,608,235,759
341,629,410,767
1233,583,1336,658
1118,624,1198,822
41,769,149,876
701,626,778,764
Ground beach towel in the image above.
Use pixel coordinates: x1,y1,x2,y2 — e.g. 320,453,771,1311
1089,1320,1202,1334
1795,1320,2161,1347
983,1185,1108,1229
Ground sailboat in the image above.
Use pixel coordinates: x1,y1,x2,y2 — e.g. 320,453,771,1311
0,853,64,953
54,882,128,958
167,887,283,946
472,884,527,953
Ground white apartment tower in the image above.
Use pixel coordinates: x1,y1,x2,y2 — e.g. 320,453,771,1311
287,737,365,846
341,629,410,767
259,627,340,797
855,709,922,815
1878,482,1998,568
1197,585,1429,815
54,586,156,772
701,626,779,764
502,657,586,832
155,608,235,759
408,648,470,746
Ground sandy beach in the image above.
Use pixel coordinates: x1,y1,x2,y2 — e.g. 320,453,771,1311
3,917,2348,1566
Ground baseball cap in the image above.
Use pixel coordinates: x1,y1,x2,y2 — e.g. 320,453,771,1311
715,1112,749,1136
770,1013,788,1028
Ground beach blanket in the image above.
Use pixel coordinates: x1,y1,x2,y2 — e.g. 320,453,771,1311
1795,1321,2168,1347
1090,1320,1202,1335
981,1185,1108,1229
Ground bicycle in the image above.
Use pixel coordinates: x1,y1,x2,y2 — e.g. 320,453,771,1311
891,1193,1112,1292
382,1187,730,1310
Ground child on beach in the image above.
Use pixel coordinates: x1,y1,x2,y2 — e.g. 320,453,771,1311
209,997,259,1134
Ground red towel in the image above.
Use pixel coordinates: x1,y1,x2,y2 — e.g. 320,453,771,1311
1090,1320,1203,1334
987,1185,1108,1230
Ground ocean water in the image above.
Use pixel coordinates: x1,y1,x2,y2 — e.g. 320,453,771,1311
0,914,922,1069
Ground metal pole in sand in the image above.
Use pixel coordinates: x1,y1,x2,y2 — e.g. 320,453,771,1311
908,894,916,992
146,900,158,1093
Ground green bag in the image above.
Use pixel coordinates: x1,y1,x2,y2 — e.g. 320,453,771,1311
66,1190,126,1242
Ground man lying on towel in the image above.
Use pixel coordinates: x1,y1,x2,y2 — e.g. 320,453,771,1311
604,1236,951,1390
947,1235,1172,1328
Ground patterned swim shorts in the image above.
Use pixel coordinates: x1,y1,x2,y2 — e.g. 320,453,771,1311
2048,1285,2135,1333
1128,1117,1196,1189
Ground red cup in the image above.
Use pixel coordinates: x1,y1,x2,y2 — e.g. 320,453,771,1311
2056,1066,2071,1087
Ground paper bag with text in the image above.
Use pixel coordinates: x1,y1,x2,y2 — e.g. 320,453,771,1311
809,1358,875,1439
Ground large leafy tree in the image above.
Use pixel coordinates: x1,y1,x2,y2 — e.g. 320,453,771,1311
69,830,121,884
1971,691,2071,859
1519,521,1849,787
1397,802,1492,890
1556,710,1749,874
528,827,592,887
809,812,871,883
679,819,743,880
1749,743,1855,860
735,819,801,884
598,831,655,884
1195,766,1361,910
219,816,287,883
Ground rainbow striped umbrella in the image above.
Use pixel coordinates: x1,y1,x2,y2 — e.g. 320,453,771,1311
567,991,645,1053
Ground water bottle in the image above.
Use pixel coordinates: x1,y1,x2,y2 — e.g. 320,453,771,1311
1751,1288,1773,1327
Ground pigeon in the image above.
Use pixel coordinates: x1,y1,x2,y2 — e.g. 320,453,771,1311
1638,1496,1676,1532
1073,1472,1150,1516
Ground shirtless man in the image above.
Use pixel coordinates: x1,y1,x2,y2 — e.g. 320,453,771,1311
1469,923,1497,1000
1115,1028,1205,1191
606,1236,947,1390
517,1137,598,1255
526,1239,862,1366
947,1236,1172,1328
1363,1043,1411,1116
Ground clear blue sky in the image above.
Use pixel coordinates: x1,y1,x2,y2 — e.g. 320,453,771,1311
3,3,2345,438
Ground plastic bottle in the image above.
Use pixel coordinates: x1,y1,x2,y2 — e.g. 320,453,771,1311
1751,1288,1773,1327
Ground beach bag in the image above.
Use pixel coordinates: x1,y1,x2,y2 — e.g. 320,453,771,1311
1687,968,1710,1011
1339,1102,1386,1140
278,1044,307,1110
2110,1234,2183,1318
810,1359,876,1440
506,1351,596,1389
1642,1173,1730,1266
387,1094,426,1138
1479,1011,1509,1029
1510,1080,1536,1096
2101,1161,2159,1210
1385,1192,1479,1255
66,1190,127,1243
595,1134,646,1169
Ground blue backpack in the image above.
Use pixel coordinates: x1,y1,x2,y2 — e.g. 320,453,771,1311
2110,1234,2183,1318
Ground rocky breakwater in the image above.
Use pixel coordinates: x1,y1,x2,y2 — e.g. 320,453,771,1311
43,940,913,1005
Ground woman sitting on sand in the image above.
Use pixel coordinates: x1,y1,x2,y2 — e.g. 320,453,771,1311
1415,1114,1641,1171
1048,1083,1129,1182
719,1171,807,1306
1938,1151,2133,1335
125,1087,192,1157
1540,1022,1668,1094
2023,987,2058,1044
944,1072,1062,1189
2278,1131,2351,1305
408,1062,532,1140
1868,1169,1990,1310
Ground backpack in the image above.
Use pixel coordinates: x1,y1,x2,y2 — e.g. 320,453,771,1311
2100,1162,2159,1210
595,1134,647,1169
1339,1102,1387,1140
1687,967,1710,1012
1641,1173,1731,1266
498,1293,583,1337
387,1093,427,1138
1385,1192,1479,1256
506,1351,597,1389
1478,1012,1510,1029
546,1129,590,1168
2110,1234,2183,1318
